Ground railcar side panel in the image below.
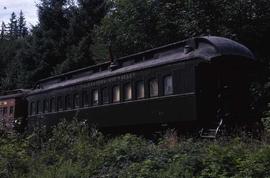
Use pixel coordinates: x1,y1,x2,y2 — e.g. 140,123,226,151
27,60,199,130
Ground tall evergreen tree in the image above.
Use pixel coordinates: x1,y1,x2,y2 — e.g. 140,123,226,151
18,11,28,38
0,22,6,40
8,12,18,39
29,0,72,79
54,0,107,73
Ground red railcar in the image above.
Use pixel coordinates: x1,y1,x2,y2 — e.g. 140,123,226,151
0,89,29,132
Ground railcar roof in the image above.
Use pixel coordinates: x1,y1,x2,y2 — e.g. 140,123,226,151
29,36,255,95
0,89,30,100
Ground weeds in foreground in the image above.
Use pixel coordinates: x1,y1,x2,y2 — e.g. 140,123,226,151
1,119,270,177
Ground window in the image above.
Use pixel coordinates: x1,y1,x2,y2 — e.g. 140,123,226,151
36,101,40,114
50,98,56,112
30,102,35,115
9,106,14,115
43,100,49,113
149,78,159,97
136,81,145,99
74,94,80,108
3,107,7,115
82,90,89,107
65,95,71,110
101,88,109,104
113,86,120,103
92,89,99,105
124,83,132,101
164,75,173,95
57,96,63,111
0,108,2,116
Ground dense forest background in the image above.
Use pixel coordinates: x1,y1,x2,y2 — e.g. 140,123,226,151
0,0,270,109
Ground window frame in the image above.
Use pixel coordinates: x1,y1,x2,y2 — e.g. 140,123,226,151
30,102,35,116
92,89,99,106
3,107,7,115
136,80,145,99
73,93,80,108
112,85,120,103
43,99,49,113
149,78,159,98
57,96,63,111
36,101,40,114
124,83,132,101
101,87,109,104
163,75,173,96
82,90,89,107
65,95,71,110
9,106,14,115
49,97,56,112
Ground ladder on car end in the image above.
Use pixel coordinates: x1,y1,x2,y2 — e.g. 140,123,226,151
199,119,223,139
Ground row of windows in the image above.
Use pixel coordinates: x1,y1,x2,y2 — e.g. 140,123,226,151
0,106,14,116
30,75,173,116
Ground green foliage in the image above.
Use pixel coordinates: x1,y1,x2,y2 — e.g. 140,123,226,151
0,134,30,177
0,0,107,90
1,120,270,177
262,110,270,132
0,10,30,90
94,0,270,61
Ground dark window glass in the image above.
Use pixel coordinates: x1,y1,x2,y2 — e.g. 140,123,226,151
36,101,40,114
112,86,120,103
124,83,132,101
39,100,42,113
57,96,63,111
43,100,49,113
30,102,35,115
9,106,14,115
50,98,56,112
102,88,109,104
164,75,173,95
149,78,158,97
3,107,7,115
74,94,80,108
65,95,71,110
82,90,89,107
0,108,3,116
92,90,99,105
136,81,145,99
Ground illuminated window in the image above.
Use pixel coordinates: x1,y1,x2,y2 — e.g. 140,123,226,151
164,75,173,95
113,86,120,103
136,81,145,99
149,78,158,97
124,83,132,101
102,88,109,104
92,90,99,105
73,94,80,108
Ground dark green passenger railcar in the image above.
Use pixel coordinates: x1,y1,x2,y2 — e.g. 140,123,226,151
26,36,257,136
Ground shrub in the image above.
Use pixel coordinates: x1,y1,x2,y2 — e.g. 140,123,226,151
1,119,270,177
